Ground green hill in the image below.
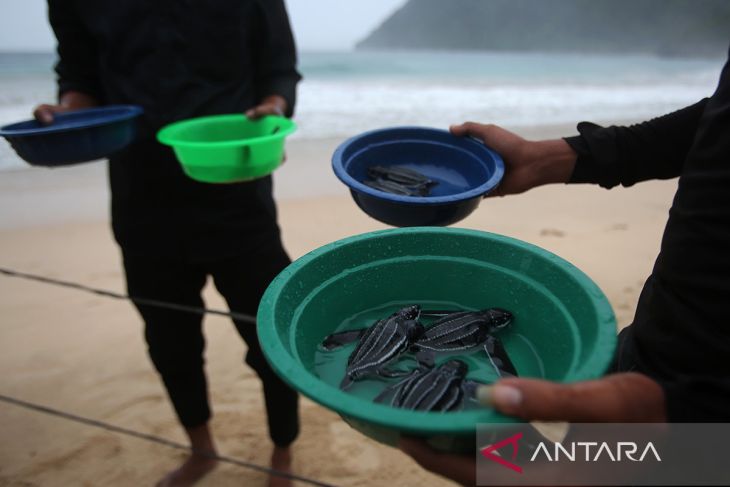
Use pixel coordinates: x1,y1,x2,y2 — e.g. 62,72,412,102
357,0,730,57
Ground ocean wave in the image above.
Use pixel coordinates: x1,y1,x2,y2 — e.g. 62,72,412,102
291,77,716,139
0,51,721,170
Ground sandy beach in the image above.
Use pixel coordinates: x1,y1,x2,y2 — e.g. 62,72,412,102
0,126,679,486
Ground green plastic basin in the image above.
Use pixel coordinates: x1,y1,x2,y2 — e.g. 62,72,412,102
157,114,296,183
257,227,616,453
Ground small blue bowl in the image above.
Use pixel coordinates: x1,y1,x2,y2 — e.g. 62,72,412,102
0,105,143,166
332,127,504,227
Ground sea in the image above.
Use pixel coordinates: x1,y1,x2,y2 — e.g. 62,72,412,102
0,49,723,171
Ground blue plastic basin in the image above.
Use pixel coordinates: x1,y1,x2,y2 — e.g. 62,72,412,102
332,127,504,227
0,105,143,166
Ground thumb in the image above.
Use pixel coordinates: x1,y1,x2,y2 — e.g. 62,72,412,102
479,373,666,422
245,103,284,120
33,104,58,125
449,121,492,141
450,122,525,158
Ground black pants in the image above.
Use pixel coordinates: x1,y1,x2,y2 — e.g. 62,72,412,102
123,242,299,447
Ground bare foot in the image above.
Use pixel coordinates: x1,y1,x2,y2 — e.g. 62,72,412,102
156,452,218,487
157,423,218,487
268,446,293,487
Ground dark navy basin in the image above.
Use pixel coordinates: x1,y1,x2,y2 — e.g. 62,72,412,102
332,127,504,227
0,105,143,166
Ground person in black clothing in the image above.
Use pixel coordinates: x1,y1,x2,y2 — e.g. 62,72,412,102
35,2,301,486
400,47,730,485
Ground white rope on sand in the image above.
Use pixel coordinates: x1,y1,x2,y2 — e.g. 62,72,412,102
0,266,257,323
0,267,339,487
0,394,339,487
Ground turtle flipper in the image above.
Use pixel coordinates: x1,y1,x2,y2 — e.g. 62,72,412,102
484,335,518,377
320,328,365,351
340,374,355,390
378,366,413,378
374,369,421,405
413,348,435,368
462,379,490,400
374,378,407,404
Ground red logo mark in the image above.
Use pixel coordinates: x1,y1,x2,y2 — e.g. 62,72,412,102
480,432,524,474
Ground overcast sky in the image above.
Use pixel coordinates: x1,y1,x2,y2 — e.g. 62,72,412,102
0,0,406,52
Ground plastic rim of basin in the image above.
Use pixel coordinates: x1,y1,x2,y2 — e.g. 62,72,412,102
0,105,143,166
257,227,617,442
332,126,504,226
0,105,143,137
157,114,296,183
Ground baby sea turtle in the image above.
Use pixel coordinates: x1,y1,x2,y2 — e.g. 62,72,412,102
321,305,426,389
411,308,518,376
364,165,438,197
482,334,518,378
367,165,436,187
414,308,513,352
374,359,481,412
364,178,426,196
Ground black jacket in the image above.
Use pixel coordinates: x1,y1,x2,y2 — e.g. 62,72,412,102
49,0,301,258
565,47,730,421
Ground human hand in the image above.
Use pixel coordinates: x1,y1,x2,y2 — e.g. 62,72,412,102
33,91,98,125
245,95,288,120
245,95,290,164
399,373,666,486
400,437,479,486
480,372,666,422
449,122,577,197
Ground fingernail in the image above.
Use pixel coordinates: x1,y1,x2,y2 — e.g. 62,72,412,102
477,384,523,409
476,385,493,406
494,384,523,408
